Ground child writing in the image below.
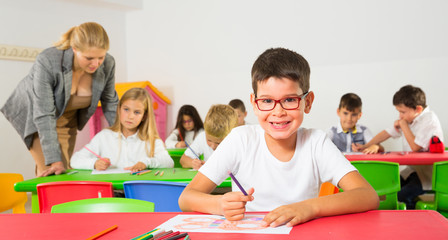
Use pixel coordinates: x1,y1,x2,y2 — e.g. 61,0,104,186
179,48,379,227
165,105,204,149
355,85,444,209
229,99,248,126
327,93,381,153
179,104,238,170
71,88,174,171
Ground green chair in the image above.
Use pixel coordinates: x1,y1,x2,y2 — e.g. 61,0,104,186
416,161,448,217
351,161,406,210
167,148,186,168
51,197,155,213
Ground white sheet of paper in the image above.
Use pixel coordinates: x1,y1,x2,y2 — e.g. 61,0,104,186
157,214,292,234
91,168,131,174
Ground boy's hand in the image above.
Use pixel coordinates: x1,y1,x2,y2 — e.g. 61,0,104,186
220,187,254,221
192,158,204,170
94,158,111,170
351,143,364,152
362,144,380,154
262,201,316,228
394,119,402,132
176,141,186,148
125,162,147,172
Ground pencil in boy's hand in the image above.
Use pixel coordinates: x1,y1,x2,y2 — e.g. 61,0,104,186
84,146,110,163
185,141,200,159
229,172,248,196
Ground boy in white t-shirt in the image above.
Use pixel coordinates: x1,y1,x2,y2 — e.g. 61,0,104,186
179,48,379,227
357,85,444,209
180,104,238,170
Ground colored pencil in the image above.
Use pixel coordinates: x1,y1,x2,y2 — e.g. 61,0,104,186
156,231,179,240
86,225,118,240
137,228,165,240
84,146,110,163
164,233,188,240
178,128,184,142
130,228,159,240
229,172,248,196
67,170,78,175
153,230,173,240
184,141,200,159
154,170,160,176
137,170,152,175
160,171,164,176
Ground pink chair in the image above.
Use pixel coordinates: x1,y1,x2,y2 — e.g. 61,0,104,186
37,181,113,213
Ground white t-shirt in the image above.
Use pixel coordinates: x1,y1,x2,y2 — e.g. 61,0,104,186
385,107,444,189
183,131,214,161
71,129,174,170
199,125,357,211
165,129,203,149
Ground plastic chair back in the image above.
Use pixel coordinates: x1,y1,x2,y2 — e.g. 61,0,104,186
433,161,448,217
37,181,113,213
167,148,186,168
318,182,339,197
123,180,187,212
0,173,27,213
351,161,403,210
51,197,155,213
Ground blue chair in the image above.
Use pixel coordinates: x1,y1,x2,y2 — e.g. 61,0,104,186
123,180,187,212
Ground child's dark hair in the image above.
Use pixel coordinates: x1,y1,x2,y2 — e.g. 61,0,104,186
393,85,427,109
339,93,362,112
228,99,246,112
174,105,204,141
251,47,310,96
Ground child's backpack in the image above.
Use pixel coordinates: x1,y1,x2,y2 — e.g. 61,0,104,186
429,136,445,153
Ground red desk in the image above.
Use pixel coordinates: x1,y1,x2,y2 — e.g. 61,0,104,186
0,211,446,239
345,151,448,165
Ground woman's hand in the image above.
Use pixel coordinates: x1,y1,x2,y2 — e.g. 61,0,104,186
38,161,66,177
219,188,254,221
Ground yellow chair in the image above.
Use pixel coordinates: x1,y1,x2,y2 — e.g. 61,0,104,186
0,173,27,213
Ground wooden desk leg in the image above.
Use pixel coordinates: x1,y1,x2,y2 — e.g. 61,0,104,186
31,192,40,213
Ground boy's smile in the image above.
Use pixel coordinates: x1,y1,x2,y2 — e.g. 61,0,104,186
251,77,313,144
337,107,362,132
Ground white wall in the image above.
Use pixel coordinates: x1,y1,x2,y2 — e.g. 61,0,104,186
1,0,447,181
0,0,128,180
126,0,448,151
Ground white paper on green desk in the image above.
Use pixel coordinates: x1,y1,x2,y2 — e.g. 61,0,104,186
91,168,131,174
157,214,292,234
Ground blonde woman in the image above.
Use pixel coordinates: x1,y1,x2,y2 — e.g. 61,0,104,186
71,88,174,172
1,22,119,177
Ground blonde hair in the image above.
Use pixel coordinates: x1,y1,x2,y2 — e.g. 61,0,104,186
54,22,110,51
204,104,238,139
110,88,159,157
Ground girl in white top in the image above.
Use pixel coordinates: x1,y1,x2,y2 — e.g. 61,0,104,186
71,88,174,172
165,105,204,148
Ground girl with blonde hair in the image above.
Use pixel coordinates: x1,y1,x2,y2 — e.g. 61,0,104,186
1,22,119,177
71,88,174,171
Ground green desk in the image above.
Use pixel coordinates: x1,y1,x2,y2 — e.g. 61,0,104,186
14,168,230,213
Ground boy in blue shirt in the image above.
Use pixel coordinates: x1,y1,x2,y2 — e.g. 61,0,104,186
179,48,378,227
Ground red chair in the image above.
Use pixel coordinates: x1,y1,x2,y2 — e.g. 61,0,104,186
37,181,113,213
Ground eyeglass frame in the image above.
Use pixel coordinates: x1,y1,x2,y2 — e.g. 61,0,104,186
254,91,309,111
